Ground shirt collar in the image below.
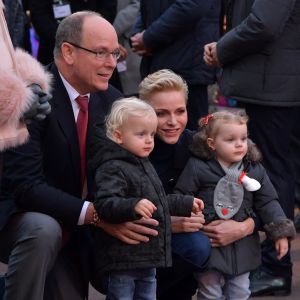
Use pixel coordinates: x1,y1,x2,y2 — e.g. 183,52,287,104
58,71,90,102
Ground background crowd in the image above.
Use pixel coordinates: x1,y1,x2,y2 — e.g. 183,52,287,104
0,0,300,299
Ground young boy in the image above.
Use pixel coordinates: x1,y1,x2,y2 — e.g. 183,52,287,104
90,97,203,300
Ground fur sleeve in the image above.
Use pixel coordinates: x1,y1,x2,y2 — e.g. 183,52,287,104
14,48,52,93
264,219,296,241
0,68,33,126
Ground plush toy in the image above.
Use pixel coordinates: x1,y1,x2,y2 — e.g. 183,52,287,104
0,0,52,151
239,171,261,192
214,164,261,220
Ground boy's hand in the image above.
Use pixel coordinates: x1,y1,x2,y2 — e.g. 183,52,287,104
134,198,157,218
275,237,289,260
192,198,204,214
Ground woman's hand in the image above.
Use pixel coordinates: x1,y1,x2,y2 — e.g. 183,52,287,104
99,217,159,245
202,218,255,247
171,212,205,233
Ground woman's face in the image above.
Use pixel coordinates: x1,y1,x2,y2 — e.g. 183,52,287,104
147,89,187,144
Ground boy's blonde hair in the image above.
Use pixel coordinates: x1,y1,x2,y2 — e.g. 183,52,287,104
105,97,157,140
138,69,188,102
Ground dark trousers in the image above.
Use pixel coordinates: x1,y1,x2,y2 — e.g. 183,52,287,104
290,106,300,207
244,104,296,277
157,232,211,300
186,84,209,130
0,212,89,300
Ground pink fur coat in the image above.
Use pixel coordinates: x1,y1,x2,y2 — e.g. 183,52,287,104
0,1,52,151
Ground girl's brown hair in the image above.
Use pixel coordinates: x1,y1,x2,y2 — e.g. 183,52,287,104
190,110,253,160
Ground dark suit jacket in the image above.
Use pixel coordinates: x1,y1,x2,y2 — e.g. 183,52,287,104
0,63,122,294
0,63,122,229
29,0,117,64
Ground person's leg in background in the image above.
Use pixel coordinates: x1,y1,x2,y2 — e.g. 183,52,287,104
157,231,211,300
245,104,295,296
0,212,61,300
186,85,209,131
290,106,300,232
0,275,4,300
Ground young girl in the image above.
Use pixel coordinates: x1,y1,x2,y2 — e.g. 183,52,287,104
175,110,296,300
91,97,203,300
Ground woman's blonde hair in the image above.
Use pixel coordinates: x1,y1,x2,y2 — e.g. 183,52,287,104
105,97,157,140
138,69,188,102
191,110,249,160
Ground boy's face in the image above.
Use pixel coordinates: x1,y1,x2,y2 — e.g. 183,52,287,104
208,122,248,167
114,115,157,158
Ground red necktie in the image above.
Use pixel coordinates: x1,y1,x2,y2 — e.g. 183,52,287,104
76,95,89,190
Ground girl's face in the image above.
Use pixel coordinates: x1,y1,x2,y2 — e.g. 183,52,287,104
208,122,248,168
147,90,187,144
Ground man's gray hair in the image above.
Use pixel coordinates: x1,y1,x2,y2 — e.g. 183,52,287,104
53,11,102,59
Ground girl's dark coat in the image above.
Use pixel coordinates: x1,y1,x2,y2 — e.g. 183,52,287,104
175,157,295,275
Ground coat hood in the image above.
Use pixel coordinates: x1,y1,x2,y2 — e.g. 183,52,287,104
90,123,142,171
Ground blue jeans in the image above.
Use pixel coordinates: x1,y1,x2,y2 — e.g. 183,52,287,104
106,268,156,300
171,231,211,268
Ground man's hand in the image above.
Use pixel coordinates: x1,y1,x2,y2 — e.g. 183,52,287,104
131,31,150,56
118,44,128,61
24,84,52,123
171,212,205,233
202,218,255,247
99,217,159,245
203,42,220,67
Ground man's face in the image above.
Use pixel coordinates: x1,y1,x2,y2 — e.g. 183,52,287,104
69,16,119,94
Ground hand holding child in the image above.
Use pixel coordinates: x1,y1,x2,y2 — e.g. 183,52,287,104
275,237,289,260
135,198,157,218
192,198,204,214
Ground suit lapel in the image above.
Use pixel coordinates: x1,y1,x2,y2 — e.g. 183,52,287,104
50,65,81,183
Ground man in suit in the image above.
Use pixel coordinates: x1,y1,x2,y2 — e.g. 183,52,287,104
0,11,158,300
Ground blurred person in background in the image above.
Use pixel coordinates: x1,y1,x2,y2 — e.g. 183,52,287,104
28,0,117,65
130,0,221,130
113,0,141,96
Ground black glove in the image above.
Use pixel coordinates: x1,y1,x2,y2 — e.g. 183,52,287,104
23,84,52,124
